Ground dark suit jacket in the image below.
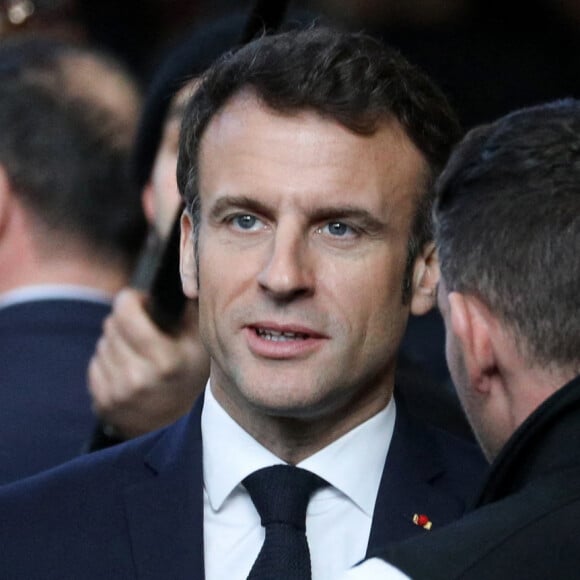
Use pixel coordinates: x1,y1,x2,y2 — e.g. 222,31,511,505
0,298,111,484
369,374,580,580
0,394,485,579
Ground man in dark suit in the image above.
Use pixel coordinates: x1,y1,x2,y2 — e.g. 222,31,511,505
344,100,580,579
87,12,472,448
0,38,145,484
0,27,485,578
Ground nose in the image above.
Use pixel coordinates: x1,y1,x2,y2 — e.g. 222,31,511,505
257,224,314,302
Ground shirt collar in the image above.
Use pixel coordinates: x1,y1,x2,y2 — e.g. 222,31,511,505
0,284,112,310
299,399,395,515
202,382,395,515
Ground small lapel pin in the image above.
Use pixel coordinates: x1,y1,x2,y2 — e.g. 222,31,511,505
413,513,432,530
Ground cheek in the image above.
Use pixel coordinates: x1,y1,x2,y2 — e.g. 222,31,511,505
446,334,469,406
445,334,460,383
196,236,257,313
333,256,409,344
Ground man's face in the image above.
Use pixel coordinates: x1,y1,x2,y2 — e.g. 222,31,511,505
181,94,434,433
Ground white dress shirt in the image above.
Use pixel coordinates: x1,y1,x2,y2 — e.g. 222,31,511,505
202,383,396,580
340,558,412,579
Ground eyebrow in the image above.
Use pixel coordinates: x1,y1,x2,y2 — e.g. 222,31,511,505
209,195,387,233
308,205,387,235
209,195,274,220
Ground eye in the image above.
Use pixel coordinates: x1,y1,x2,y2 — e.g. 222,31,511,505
229,214,264,232
318,221,357,238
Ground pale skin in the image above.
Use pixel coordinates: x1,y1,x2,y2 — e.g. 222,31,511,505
0,165,127,295
88,288,210,438
437,279,576,462
180,93,439,464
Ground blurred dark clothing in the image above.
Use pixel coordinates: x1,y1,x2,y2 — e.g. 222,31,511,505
370,374,580,579
0,298,110,484
0,391,485,577
395,351,473,441
401,310,449,384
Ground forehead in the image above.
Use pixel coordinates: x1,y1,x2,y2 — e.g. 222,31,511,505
197,93,427,215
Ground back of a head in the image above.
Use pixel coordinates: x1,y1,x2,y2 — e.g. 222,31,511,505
0,36,146,272
434,99,580,373
177,24,461,255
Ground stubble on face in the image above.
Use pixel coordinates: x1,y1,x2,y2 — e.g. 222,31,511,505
438,282,501,463
188,94,428,459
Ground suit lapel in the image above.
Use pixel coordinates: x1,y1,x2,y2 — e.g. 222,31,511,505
124,399,205,580
122,393,472,573
366,403,467,554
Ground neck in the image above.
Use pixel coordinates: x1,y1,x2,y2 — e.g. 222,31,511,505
0,204,130,296
212,378,393,465
506,365,579,432
0,243,129,296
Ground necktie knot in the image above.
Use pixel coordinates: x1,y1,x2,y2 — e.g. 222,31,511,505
243,465,328,579
244,465,327,530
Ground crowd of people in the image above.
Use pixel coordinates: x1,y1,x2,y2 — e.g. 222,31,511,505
0,2,578,579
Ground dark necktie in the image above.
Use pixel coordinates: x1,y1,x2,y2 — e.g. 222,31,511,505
244,465,328,580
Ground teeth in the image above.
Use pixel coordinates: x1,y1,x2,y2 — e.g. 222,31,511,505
256,328,308,341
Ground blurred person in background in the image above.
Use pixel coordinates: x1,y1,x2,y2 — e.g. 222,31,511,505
0,36,145,484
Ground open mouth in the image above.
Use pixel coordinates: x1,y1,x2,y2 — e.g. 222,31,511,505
245,324,325,358
255,328,310,341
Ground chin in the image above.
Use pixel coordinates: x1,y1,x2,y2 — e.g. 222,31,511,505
244,385,336,420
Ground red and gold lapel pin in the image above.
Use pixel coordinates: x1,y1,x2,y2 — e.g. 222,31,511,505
413,513,432,530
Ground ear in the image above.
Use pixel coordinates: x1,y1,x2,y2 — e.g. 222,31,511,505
141,180,156,227
410,241,440,315
448,292,496,393
180,209,198,299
